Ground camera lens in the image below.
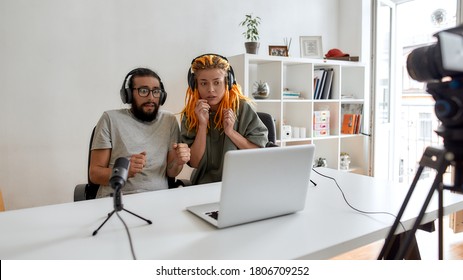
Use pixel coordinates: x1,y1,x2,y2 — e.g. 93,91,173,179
406,44,443,82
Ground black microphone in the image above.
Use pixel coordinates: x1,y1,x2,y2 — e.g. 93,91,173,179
110,157,130,191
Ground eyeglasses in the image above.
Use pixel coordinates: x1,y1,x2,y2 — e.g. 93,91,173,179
134,87,163,98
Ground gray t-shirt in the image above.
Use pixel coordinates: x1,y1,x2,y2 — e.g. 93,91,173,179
92,108,180,198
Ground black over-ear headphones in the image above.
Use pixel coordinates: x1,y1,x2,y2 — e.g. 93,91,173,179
187,53,236,90
120,68,167,105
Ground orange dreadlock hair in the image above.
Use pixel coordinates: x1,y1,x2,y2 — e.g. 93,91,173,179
181,54,251,132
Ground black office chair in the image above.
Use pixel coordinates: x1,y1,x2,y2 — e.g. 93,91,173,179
257,112,278,147
74,127,189,201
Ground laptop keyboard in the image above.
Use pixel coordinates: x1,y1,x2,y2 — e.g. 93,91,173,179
206,211,219,220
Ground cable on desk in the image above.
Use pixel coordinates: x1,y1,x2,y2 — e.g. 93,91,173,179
116,211,137,260
312,167,405,232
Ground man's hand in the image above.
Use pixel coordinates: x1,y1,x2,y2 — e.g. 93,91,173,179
128,151,146,177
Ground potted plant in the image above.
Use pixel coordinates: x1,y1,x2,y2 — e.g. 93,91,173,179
240,14,261,54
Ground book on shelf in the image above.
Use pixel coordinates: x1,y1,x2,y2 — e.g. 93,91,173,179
313,68,334,100
326,56,359,61
313,78,319,98
354,114,361,134
283,91,301,99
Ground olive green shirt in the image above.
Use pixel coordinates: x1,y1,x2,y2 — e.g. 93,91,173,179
181,101,268,185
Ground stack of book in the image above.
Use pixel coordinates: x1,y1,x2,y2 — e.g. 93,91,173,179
313,68,334,100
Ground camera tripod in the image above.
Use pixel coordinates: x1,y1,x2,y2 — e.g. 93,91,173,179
378,146,456,259
378,82,463,259
92,186,152,236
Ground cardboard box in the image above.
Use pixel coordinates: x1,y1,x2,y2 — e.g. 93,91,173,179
449,210,463,233
314,123,329,130
313,129,330,137
314,111,330,118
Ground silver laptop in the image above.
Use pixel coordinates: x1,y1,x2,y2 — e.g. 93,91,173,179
186,144,315,228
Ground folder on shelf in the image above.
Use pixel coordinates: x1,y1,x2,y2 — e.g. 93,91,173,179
341,114,356,134
313,69,323,99
320,68,334,100
316,70,327,99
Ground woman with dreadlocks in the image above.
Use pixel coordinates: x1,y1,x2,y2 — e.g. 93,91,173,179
181,54,268,185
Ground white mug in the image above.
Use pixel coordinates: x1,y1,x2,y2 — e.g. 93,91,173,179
300,127,306,138
292,127,300,138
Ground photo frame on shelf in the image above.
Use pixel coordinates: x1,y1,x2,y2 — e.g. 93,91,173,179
299,36,323,58
269,45,288,57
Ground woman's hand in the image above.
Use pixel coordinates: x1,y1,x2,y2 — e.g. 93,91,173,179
194,99,210,126
223,108,236,135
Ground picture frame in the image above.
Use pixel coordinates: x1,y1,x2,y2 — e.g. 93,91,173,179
299,36,323,58
268,45,288,57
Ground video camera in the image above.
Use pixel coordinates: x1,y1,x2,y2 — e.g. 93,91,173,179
406,24,463,141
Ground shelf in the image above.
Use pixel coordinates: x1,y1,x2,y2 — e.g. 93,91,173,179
229,54,369,175
251,99,281,103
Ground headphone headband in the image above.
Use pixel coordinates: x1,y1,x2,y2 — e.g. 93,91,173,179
190,53,229,65
187,53,235,90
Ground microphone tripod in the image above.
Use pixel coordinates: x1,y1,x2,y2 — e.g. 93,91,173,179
92,185,152,236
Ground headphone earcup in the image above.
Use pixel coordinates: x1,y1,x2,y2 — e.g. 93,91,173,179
159,82,167,105
160,91,166,105
187,68,196,89
120,86,133,104
227,66,236,89
120,73,134,104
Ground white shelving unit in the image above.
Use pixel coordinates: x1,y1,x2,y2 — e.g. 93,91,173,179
228,53,370,175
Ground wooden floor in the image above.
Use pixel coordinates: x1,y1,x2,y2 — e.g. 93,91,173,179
331,216,463,260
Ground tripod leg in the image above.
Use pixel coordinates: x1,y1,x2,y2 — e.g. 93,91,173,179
403,232,421,260
93,210,116,236
384,231,421,259
122,208,152,224
396,147,449,260
378,165,424,259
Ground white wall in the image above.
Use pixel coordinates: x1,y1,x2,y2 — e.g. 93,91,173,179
0,0,367,210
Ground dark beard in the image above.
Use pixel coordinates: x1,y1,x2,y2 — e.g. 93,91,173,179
131,102,159,122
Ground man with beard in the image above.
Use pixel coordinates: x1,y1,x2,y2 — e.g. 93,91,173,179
89,68,190,198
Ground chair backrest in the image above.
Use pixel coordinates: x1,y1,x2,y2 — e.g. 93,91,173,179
0,189,5,211
257,112,277,146
85,127,100,199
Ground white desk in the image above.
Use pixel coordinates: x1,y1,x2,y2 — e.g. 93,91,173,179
1,168,463,259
